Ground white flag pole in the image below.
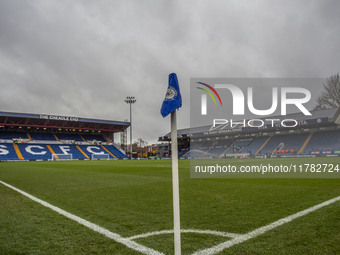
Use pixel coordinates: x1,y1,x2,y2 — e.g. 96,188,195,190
171,110,181,255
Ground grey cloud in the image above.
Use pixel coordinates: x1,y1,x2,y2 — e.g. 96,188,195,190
0,0,339,143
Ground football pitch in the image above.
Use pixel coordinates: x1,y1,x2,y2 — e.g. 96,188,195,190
0,158,339,255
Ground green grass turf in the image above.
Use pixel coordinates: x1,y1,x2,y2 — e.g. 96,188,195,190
0,158,339,254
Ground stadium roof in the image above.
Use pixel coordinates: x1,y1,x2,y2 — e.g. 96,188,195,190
0,111,130,132
159,107,340,141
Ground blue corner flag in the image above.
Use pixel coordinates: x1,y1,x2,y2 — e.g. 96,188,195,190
161,73,182,118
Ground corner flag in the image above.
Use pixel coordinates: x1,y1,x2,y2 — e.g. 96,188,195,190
161,73,182,118
161,73,182,255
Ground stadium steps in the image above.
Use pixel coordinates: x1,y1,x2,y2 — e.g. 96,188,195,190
273,142,285,154
76,145,90,159
0,144,21,160
182,150,190,157
101,146,117,158
103,135,111,143
102,145,128,159
255,136,271,155
13,143,24,160
26,133,33,141
80,135,87,142
298,133,313,154
47,145,58,159
220,142,234,157
246,139,254,147
54,134,60,141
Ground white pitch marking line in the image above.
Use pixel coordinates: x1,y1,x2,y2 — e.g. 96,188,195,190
0,180,164,255
127,229,242,240
192,195,340,255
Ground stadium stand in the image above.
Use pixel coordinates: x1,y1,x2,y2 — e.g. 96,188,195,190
30,133,57,141
0,131,28,140
232,139,253,153
56,133,84,142
77,145,111,159
178,148,189,157
0,134,128,161
258,133,309,155
17,144,52,160
102,145,127,159
49,144,88,160
0,111,130,161
160,107,340,158
0,134,130,160
82,134,107,142
302,130,340,154
241,136,269,154
0,144,19,160
209,147,228,156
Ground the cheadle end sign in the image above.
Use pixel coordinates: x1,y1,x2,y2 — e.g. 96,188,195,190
40,115,79,122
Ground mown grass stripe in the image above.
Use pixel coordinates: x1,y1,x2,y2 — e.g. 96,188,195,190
0,180,164,255
193,195,340,255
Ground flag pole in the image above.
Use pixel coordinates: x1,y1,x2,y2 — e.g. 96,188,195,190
171,110,181,255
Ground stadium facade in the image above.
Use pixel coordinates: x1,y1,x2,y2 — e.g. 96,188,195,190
0,111,129,161
159,108,340,158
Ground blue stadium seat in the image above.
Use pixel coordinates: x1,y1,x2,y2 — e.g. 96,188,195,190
0,131,28,140
209,147,227,156
49,144,87,159
231,139,252,153
259,134,309,155
76,145,111,159
82,134,107,142
178,148,189,157
56,134,84,141
30,133,57,141
17,144,52,160
242,136,268,154
102,145,128,159
0,143,19,160
303,130,340,153
0,141,128,161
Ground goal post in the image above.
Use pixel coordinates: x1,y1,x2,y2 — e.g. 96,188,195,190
91,153,110,160
51,154,73,161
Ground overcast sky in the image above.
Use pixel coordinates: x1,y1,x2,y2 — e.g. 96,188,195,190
0,0,339,144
